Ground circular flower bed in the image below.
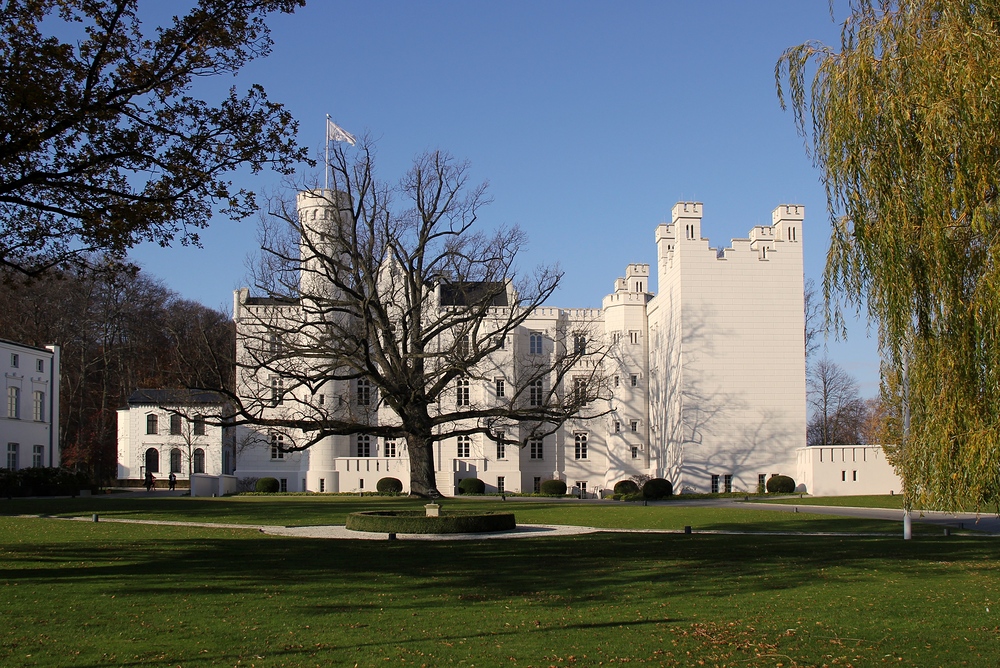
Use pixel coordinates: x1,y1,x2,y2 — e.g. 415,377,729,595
345,510,516,534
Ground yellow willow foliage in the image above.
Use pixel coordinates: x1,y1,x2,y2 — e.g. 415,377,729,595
777,0,1000,512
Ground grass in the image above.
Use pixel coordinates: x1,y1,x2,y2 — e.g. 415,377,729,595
758,494,907,510
1,496,997,666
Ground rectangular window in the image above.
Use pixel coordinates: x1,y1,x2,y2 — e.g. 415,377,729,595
533,476,541,493
357,435,371,457
10,353,18,368
496,441,506,460
457,377,470,406
612,332,621,345
614,375,620,387
457,435,471,458
573,378,588,405
529,332,543,355
630,374,638,387
456,335,470,358
529,438,543,460
630,420,638,432
193,415,206,436
711,474,720,494
268,331,282,355
631,446,638,459
269,376,282,406
32,391,44,422
577,481,587,495
385,439,397,458
36,359,43,373
357,378,371,406
270,433,284,460
724,474,733,493
758,473,766,492
170,414,182,435
614,420,620,433
279,478,287,493
497,476,505,493
842,470,846,482
852,470,858,482
32,444,43,468
7,387,19,419
6,443,18,470
574,433,588,460
629,331,640,345
495,378,505,398
529,379,543,406
317,394,325,405
146,413,158,435
573,334,586,355
319,479,325,493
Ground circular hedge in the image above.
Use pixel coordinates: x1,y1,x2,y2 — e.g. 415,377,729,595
457,477,485,494
376,477,403,495
255,477,280,493
346,510,516,534
642,478,673,499
613,480,640,496
766,474,796,494
539,479,567,495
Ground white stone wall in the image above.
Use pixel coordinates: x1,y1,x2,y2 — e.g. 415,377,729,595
0,340,59,469
116,402,230,481
797,445,902,496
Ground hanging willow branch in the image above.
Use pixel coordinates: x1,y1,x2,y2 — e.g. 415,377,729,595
777,0,1000,513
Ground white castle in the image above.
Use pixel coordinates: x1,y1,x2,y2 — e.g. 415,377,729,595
225,193,807,497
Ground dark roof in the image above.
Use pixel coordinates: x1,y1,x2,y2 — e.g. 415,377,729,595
127,389,227,406
0,338,53,354
439,281,509,307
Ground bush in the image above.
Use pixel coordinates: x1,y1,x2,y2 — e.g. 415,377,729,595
613,480,640,496
255,477,280,493
766,474,796,494
539,479,567,495
376,477,403,495
457,477,485,494
346,510,516,534
642,478,673,499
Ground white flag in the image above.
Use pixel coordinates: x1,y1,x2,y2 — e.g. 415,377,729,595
326,118,356,146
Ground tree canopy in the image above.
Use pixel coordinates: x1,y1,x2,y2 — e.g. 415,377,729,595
0,0,308,275
777,0,1000,511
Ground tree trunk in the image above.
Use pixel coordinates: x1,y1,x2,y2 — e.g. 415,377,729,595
406,432,442,498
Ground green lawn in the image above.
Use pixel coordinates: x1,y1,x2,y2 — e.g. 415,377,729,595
1,496,997,667
757,494,907,509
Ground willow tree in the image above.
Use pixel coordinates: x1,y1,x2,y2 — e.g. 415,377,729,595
777,0,1000,512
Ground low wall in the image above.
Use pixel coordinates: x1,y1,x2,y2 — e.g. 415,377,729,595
190,473,239,497
796,445,902,496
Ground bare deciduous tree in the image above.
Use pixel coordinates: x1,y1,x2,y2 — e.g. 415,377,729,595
807,358,864,445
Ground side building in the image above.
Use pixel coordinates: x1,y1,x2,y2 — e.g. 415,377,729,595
1,339,60,470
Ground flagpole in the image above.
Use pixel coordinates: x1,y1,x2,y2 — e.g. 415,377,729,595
324,114,330,192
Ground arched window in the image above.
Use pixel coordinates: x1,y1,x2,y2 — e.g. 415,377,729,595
170,448,182,473
193,448,205,474
145,447,160,473
146,414,158,435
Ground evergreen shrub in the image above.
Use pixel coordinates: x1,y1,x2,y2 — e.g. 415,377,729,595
539,479,567,495
766,474,796,494
613,480,640,496
376,477,403,495
642,478,673,499
458,477,485,494
255,477,280,493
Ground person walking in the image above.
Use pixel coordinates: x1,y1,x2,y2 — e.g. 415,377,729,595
144,470,155,492
168,472,176,491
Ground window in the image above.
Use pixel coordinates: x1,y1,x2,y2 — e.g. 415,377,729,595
146,413,158,435
385,439,397,458
529,332,543,355
841,470,846,482
529,379,543,406
497,476,505,493
577,481,587,495
193,448,205,474
629,331,640,345
529,438,543,460
317,394,325,405
357,435,371,457
456,377,470,407
270,433,285,460
10,353,18,368
145,447,159,473
6,387,19,419
533,476,541,493
614,375,620,387
630,420,638,432
36,359,44,373
495,378,506,398
573,334,586,355
724,474,733,493
614,420,620,433
32,391,44,422
6,443,18,470
710,474,720,493
574,433,588,460
457,435,471,458
193,415,206,436
573,378,588,405
758,473,766,492
456,335,470,358
32,444,43,468
268,331,282,355
630,374,638,387
357,378,371,406
170,448,182,473
612,332,622,345
319,479,326,493
631,446,639,459
279,478,288,492
496,335,506,349
269,376,282,406
496,441,506,460
170,414,182,435
852,470,858,482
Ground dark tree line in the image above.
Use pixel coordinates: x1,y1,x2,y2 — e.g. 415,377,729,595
0,264,234,481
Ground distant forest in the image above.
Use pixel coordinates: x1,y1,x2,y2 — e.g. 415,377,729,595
1,262,234,482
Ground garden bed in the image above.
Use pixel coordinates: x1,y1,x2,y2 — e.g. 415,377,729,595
345,510,516,534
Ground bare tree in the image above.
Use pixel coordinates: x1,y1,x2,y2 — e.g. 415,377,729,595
807,358,864,445
227,143,612,497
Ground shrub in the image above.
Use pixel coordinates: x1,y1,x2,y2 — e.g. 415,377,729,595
613,480,640,496
766,474,796,494
236,477,259,493
539,478,567,495
457,477,485,494
376,477,403,495
642,477,673,499
346,510,516,534
255,477,280,493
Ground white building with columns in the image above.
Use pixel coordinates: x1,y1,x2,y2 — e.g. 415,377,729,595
229,193,809,496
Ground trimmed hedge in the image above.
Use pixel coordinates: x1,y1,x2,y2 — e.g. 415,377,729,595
376,477,403,495
613,480,640,496
346,510,516,534
255,477,280,493
766,474,796,494
642,478,673,499
0,467,91,497
457,477,485,494
539,479,567,495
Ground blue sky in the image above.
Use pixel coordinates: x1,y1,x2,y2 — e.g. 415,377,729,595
129,0,881,395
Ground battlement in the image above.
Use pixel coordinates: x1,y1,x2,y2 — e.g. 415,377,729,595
671,201,703,221
772,204,804,224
